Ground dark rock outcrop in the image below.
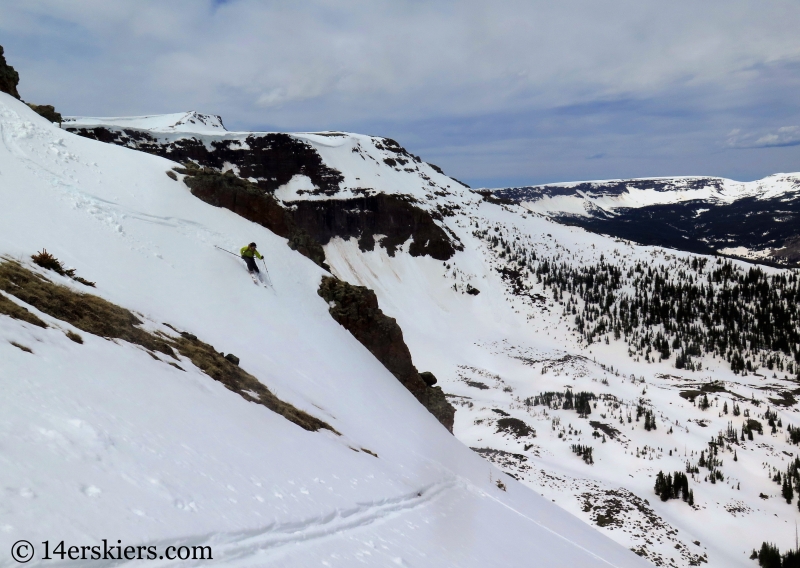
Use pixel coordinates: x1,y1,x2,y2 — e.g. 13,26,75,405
27,104,62,124
179,165,458,266
68,126,460,262
288,194,458,261
179,166,328,269
68,128,344,195
420,371,437,386
318,276,455,432
0,45,21,99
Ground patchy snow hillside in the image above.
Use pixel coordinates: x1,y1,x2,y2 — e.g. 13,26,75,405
0,95,659,567
321,188,800,568
66,110,800,568
488,176,800,267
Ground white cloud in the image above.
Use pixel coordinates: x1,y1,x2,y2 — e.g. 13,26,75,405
727,126,800,148
4,0,800,124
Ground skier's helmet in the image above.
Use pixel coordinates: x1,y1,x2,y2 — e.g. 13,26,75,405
249,242,257,247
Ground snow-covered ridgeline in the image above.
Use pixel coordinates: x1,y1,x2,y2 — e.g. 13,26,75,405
490,174,800,217
63,111,226,134
62,113,474,212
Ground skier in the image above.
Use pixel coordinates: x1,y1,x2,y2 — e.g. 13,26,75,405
240,242,264,274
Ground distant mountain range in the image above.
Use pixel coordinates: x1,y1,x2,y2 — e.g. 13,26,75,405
489,175,800,266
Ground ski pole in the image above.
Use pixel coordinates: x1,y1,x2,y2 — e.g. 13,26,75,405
261,258,273,287
214,245,240,258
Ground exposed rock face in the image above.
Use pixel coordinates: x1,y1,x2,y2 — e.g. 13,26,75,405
68,127,344,195
179,166,328,269
420,371,437,386
288,194,458,261
178,165,458,267
0,46,21,99
67,126,461,262
318,276,455,432
27,104,62,123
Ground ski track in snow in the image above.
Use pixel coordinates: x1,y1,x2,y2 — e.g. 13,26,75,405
1,106,233,263
40,478,458,567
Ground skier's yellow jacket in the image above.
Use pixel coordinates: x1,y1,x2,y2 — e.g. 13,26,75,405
240,246,264,259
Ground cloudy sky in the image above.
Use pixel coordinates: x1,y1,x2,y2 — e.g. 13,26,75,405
3,0,800,187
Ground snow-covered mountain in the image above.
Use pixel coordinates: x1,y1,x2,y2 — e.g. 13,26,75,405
0,95,657,566
487,176,800,267
51,109,800,568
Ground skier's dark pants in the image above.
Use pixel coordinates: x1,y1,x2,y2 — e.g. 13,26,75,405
242,256,260,273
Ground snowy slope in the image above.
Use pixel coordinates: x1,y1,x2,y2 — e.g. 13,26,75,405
55,109,800,567
0,94,655,567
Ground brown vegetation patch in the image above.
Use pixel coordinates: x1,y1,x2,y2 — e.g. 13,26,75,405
31,249,95,287
0,293,47,328
496,417,535,438
0,260,171,355
65,330,83,344
10,341,32,353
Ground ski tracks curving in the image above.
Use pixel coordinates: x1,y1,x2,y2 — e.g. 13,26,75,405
40,478,458,567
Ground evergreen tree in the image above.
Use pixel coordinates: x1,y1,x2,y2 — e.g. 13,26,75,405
783,476,794,504
754,542,785,568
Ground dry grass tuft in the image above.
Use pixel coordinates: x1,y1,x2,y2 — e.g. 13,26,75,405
65,330,83,344
0,260,172,356
10,341,32,353
30,249,95,287
0,293,47,328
